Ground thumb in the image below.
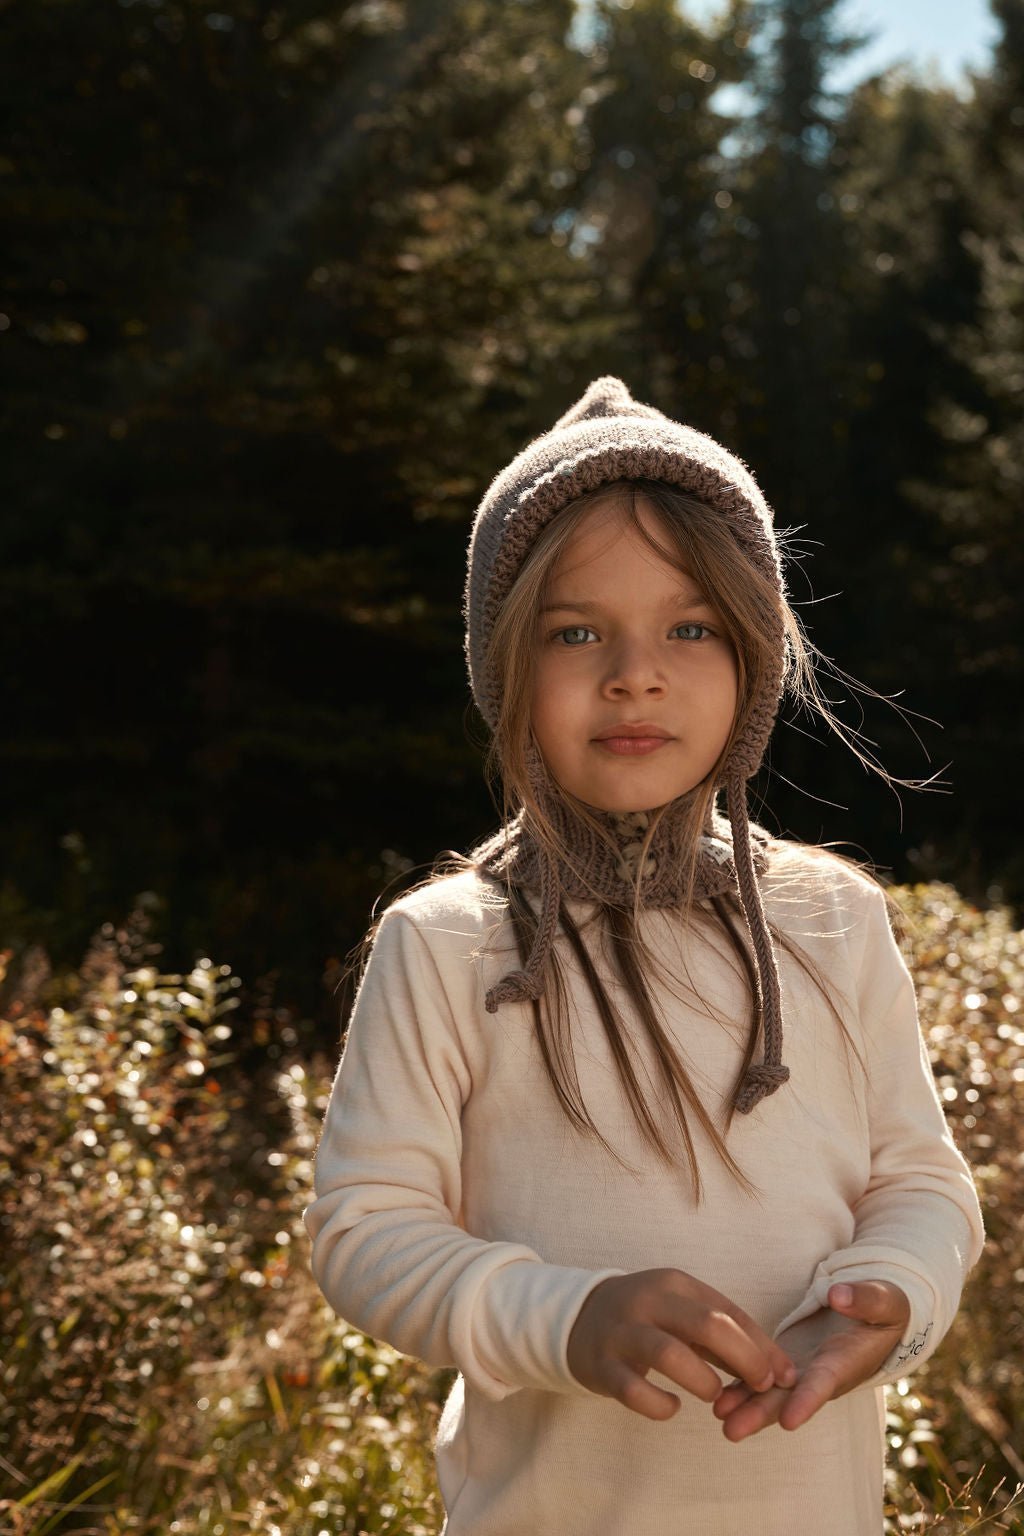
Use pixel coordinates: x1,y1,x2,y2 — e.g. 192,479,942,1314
827,1281,909,1327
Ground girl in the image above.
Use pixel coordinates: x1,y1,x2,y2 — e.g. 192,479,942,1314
304,377,983,1534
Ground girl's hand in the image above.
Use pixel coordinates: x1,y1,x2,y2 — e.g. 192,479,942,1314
566,1268,798,1421
712,1280,911,1441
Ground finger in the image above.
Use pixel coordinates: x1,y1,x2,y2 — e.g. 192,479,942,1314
711,1380,754,1420
660,1297,792,1393
720,1318,890,1439
720,1384,790,1442
698,1350,794,1395
827,1280,910,1328
604,1359,682,1422
629,1325,725,1405
694,1295,799,1387
777,1353,844,1431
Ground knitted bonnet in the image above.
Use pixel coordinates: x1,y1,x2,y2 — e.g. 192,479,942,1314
463,376,789,1114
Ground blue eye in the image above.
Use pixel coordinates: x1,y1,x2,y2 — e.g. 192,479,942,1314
673,622,709,640
557,626,596,646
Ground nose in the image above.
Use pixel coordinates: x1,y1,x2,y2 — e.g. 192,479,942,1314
601,635,666,699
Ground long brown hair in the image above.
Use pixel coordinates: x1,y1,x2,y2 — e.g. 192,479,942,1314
479,479,865,1200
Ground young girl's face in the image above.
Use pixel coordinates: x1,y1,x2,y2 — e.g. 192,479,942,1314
530,492,739,814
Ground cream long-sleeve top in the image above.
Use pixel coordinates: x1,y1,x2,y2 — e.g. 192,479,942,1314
304,847,983,1536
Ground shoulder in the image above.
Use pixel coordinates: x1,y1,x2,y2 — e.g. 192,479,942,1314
347,869,516,1027
388,865,508,929
760,838,892,945
757,842,910,1022
374,867,515,966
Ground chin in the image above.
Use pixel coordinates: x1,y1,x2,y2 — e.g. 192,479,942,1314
574,778,710,816
577,789,675,816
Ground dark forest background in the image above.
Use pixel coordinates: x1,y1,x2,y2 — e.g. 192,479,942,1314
2,0,1022,1039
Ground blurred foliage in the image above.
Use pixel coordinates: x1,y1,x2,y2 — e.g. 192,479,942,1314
0,0,611,1030
882,883,1024,1531
1,881,1022,1531
0,0,1021,1027
0,898,451,1533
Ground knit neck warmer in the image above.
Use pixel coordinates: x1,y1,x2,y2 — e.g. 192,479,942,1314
475,747,770,907
462,376,791,1114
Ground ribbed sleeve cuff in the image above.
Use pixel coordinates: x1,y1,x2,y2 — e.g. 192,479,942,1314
454,1261,626,1400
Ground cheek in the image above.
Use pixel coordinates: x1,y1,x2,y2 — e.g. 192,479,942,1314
529,657,589,774
716,660,743,747
724,658,741,719
698,654,740,742
716,640,740,699
528,660,557,746
531,664,558,711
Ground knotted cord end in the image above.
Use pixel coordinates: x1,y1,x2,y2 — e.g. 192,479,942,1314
734,1063,791,1115
484,969,544,1013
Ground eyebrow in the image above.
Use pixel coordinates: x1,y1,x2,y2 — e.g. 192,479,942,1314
540,590,715,615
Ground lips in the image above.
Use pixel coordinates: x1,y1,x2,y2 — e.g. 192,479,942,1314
593,722,672,741
592,723,673,757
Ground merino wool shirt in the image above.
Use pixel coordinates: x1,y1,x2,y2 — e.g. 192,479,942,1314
304,848,983,1536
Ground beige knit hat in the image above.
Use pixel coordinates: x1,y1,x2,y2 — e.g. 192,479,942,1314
463,376,790,1113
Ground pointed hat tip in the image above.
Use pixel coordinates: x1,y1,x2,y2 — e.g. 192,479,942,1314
553,375,640,430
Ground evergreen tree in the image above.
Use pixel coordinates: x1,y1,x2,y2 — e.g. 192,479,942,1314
895,1,1024,897
0,0,612,1012
573,0,757,422
975,0,1024,185
726,0,870,511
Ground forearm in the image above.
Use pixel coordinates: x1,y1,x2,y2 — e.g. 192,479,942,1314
307,1193,620,1399
304,904,622,1401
